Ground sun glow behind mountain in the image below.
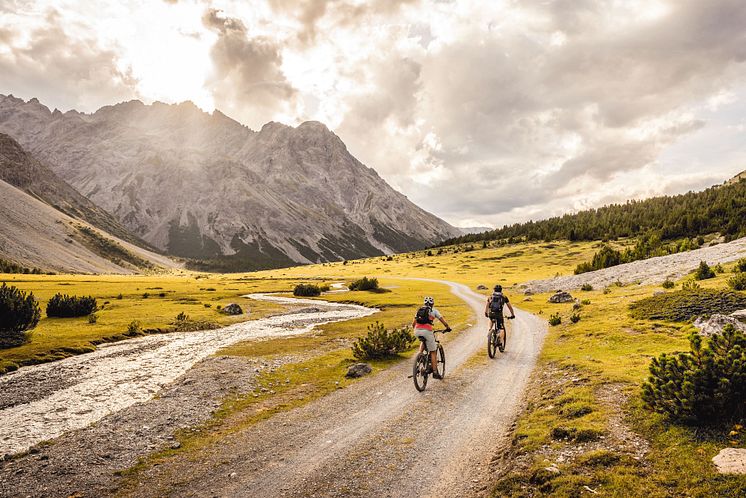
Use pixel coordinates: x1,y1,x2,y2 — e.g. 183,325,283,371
1,0,745,228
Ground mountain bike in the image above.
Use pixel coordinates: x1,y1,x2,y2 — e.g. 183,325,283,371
487,315,515,358
411,330,448,392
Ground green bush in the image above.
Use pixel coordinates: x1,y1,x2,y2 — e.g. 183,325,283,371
682,279,701,291
88,313,98,324
580,299,591,305
629,288,746,322
349,277,379,291
293,283,321,297
549,313,562,326
694,261,715,280
351,322,416,360
0,283,41,347
735,258,746,273
570,313,581,324
642,325,746,425
728,272,746,291
46,293,97,318
662,279,675,289
580,283,593,291
126,320,142,336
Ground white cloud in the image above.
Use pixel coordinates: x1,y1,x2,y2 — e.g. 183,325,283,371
2,0,746,227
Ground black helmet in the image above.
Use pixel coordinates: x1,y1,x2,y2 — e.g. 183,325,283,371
494,284,502,292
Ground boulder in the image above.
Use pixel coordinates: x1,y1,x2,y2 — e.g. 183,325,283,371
548,291,574,304
524,289,534,296
653,290,666,296
221,303,243,315
345,363,372,378
693,314,746,336
713,448,746,474
731,309,746,322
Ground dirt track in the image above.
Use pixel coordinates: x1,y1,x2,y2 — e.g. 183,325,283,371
130,280,547,497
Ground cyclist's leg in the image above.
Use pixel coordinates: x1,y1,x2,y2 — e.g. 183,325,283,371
497,315,506,343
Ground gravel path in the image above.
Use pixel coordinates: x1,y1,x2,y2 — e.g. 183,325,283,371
523,236,746,293
0,294,376,458
129,280,547,498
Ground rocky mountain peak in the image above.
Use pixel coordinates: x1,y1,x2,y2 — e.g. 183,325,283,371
0,95,460,270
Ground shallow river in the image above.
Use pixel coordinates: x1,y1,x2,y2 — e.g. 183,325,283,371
0,294,376,457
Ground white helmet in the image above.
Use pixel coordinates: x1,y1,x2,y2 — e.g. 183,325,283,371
424,296,434,307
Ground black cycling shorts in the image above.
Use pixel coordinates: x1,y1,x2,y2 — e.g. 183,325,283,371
489,313,505,329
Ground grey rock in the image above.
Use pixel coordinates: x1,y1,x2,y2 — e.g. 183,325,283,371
731,309,746,322
713,448,746,474
221,303,243,315
345,363,373,378
0,95,460,266
476,285,487,290
693,314,746,336
548,291,574,303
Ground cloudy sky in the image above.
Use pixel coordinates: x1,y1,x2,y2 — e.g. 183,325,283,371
1,0,745,228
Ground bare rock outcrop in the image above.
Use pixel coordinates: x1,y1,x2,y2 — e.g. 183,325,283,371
0,94,460,269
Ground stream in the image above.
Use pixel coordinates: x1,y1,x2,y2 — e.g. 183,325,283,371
0,294,376,457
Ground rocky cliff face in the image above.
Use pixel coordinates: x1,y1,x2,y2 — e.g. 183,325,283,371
0,95,459,269
0,132,150,248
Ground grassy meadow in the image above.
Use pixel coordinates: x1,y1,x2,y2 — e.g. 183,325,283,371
3,237,745,495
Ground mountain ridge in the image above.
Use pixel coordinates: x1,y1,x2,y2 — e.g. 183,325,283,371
0,94,459,270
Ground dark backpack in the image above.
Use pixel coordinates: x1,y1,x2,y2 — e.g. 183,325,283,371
415,306,433,325
489,293,505,316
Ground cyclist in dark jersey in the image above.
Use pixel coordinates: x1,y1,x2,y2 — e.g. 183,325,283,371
484,285,515,346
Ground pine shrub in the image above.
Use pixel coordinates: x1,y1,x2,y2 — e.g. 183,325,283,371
630,288,746,321
642,325,746,425
661,279,675,289
549,313,562,326
728,272,746,291
351,322,416,360
735,259,746,273
293,283,321,297
694,261,715,280
570,313,581,324
349,277,379,291
580,283,593,291
46,293,97,318
0,283,41,347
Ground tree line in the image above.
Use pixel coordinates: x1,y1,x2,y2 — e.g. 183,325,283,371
441,179,746,247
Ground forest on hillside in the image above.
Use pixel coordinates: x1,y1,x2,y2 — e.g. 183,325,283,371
442,179,746,247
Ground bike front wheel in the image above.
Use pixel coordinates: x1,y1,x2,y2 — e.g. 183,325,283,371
437,344,446,379
413,353,428,392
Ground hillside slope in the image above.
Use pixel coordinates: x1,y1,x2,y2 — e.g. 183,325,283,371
0,95,459,270
0,133,152,249
0,179,178,274
443,176,746,246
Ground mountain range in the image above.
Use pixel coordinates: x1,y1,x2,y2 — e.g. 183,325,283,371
0,94,459,271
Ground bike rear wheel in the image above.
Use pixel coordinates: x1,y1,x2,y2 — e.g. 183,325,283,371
413,353,428,391
437,344,446,378
488,328,498,358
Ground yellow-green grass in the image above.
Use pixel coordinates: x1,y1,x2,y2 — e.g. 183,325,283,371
254,239,603,291
0,273,303,373
493,262,746,496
